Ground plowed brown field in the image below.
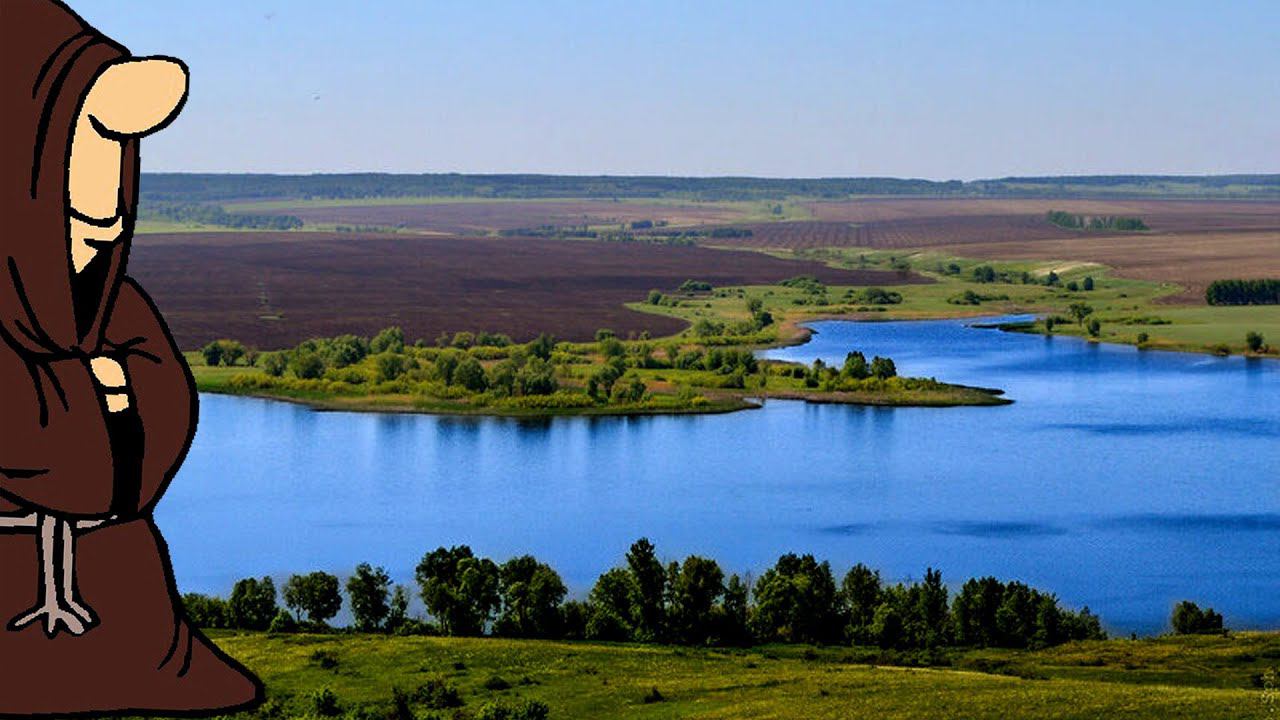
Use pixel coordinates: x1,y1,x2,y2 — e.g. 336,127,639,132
707,199,1280,301
129,232,927,349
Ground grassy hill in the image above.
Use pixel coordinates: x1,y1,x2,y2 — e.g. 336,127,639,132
189,631,1280,719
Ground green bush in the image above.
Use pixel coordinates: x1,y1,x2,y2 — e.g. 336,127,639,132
309,686,341,716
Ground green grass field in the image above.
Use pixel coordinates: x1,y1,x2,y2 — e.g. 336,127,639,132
193,631,1280,719
637,246,1280,357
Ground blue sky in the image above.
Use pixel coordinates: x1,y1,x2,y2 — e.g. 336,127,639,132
72,1,1279,178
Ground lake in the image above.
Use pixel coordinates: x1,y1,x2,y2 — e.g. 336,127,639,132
159,317,1280,633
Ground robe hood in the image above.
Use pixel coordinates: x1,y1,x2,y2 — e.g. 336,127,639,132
0,0,193,519
1,0,138,357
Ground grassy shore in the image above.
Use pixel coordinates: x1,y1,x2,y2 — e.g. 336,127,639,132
191,630,1279,719
643,246,1280,358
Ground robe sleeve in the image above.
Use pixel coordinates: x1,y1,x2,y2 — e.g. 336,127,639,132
0,349,115,517
102,276,197,514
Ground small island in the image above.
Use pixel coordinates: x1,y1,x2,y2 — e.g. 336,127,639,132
189,315,1009,417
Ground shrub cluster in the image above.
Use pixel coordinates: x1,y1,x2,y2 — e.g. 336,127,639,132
1205,279,1280,306
1047,210,1147,231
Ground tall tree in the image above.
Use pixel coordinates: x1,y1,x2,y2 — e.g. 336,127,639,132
626,538,667,642
346,563,392,632
228,576,278,631
415,546,501,636
283,571,343,626
496,555,567,638
666,556,726,645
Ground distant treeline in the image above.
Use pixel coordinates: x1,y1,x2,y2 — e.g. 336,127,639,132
138,173,1280,204
1205,279,1280,306
183,539,1106,655
139,200,303,230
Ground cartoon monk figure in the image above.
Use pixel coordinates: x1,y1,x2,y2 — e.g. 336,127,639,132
0,0,263,714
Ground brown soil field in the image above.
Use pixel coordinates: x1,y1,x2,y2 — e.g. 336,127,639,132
706,199,1280,301
128,232,926,349
262,200,743,235
934,230,1280,304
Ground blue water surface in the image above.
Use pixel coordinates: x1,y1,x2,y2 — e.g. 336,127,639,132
157,317,1280,633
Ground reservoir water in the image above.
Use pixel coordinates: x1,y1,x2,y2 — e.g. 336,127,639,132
159,317,1279,633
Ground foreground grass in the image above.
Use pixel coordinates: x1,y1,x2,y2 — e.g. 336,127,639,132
182,631,1280,719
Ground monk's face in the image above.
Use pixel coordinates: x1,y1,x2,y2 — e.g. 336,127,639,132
67,58,187,273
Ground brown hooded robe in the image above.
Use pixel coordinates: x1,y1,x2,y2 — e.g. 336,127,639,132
0,0,263,714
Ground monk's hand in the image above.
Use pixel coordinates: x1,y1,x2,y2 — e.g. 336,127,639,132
89,356,130,412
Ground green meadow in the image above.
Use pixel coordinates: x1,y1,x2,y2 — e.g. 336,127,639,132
187,631,1280,719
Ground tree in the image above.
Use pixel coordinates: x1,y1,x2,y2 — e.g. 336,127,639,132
515,357,558,396
284,571,343,626
994,581,1035,647
750,553,841,644
1087,318,1101,337
182,593,230,629
626,538,667,642
370,326,406,354
220,340,247,366
647,289,664,305
346,563,392,632
720,574,752,646
290,350,325,380
1082,276,1095,291
415,546,501,636
916,568,950,648
611,374,647,403
528,333,556,361
1246,331,1264,352
870,602,903,649
666,556,725,645
842,564,883,643
586,568,639,641
260,351,288,377
496,555,567,639
386,584,411,633
454,356,488,392
375,352,409,382
1171,601,1224,635
588,361,624,402
952,577,1004,647
435,350,460,385
200,341,224,367
599,337,625,359
870,356,897,380
228,576,278,630
1067,302,1094,328
841,351,869,380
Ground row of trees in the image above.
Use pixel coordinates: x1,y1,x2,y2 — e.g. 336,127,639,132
968,264,1093,291
182,540,1109,652
139,200,303,230
1046,210,1148,231
1205,279,1280,306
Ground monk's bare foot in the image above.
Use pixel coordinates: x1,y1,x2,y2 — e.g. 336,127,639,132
9,599,91,637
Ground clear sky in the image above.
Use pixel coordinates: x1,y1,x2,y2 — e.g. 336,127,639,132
71,0,1279,179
